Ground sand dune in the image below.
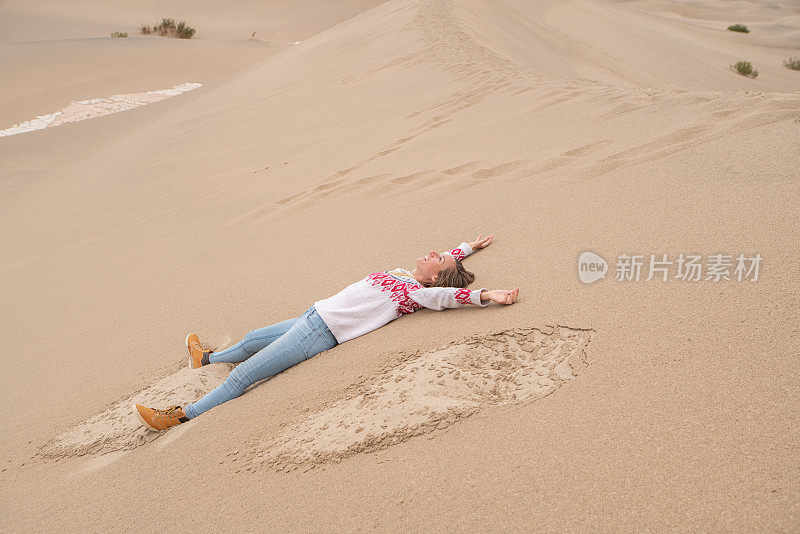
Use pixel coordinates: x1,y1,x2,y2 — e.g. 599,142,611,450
455,0,800,90
0,0,382,126
1,0,798,531
0,0,386,42
0,38,271,127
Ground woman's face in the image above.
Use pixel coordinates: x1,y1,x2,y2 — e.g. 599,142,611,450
415,250,455,285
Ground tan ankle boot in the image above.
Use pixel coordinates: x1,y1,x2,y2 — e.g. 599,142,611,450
185,333,213,369
135,404,189,431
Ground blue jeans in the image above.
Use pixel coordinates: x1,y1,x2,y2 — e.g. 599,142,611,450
183,306,338,419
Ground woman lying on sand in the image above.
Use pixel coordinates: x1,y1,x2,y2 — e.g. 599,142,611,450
135,234,519,431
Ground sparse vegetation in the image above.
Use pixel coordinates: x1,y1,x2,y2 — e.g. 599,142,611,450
731,60,758,78
784,57,800,71
727,23,749,33
153,19,175,36
139,18,195,39
110,32,128,38
175,21,196,39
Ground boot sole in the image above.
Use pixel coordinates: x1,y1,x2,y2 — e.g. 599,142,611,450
186,333,199,370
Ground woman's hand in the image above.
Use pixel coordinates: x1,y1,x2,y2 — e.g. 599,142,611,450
469,233,493,250
481,288,519,305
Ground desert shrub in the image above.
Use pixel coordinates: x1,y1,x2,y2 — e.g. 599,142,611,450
153,19,174,35
730,60,758,78
175,21,196,39
111,32,128,38
784,57,800,71
143,18,195,38
727,23,749,33
159,19,176,34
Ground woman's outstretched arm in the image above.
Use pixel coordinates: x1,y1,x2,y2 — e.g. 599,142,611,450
409,286,488,310
408,285,519,310
442,234,494,260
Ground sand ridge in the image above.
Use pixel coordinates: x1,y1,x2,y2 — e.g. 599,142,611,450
229,85,799,227
221,0,799,229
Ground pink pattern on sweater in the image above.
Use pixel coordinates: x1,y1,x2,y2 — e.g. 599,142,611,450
448,247,467,260
453,288,473,304
366,272,423,316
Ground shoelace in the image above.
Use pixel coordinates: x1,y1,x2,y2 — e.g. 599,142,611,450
189,341,214,356
154,406,183,421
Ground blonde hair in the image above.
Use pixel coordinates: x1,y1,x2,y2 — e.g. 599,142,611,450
428,258,475,288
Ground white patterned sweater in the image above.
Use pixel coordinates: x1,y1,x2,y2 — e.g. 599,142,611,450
314,242,489,343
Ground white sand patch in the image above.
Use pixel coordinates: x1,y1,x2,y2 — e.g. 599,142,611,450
38,362,232,459
243,325,596,473
0,82,201,138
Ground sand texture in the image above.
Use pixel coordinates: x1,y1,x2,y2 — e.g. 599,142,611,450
255,326,594,471
1,0,798,531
